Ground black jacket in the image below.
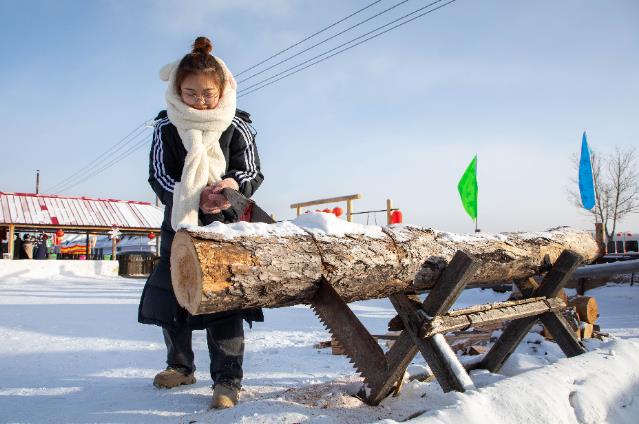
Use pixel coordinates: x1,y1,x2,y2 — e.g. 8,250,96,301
138,108,264,331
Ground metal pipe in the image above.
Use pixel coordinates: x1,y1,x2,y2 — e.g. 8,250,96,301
572,260,639,279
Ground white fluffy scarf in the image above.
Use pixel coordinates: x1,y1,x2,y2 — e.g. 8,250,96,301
158,58,237,231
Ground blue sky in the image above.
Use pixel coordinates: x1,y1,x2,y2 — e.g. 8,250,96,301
1,0,637,232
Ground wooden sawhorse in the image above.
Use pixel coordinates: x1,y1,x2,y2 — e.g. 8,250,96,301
310,249,586,405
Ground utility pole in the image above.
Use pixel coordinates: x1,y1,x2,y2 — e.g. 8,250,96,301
36,170,40,194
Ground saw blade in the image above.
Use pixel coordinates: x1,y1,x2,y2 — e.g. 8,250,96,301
222,188,275,224
310,278,387,387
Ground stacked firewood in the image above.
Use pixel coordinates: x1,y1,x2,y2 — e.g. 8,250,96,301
567,295,605,340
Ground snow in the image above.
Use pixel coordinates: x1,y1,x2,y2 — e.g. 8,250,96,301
182,214,587,246
182,220,308,239
183,212,394,239
0,268,638,423
436,230,509,243
0,259,119,280
291,213,385,238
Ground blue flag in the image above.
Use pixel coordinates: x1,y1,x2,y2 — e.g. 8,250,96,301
579,132,595,210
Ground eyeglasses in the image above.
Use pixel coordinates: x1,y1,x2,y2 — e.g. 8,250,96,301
182,92,220,104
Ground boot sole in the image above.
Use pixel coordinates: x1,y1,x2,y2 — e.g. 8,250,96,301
153,375,196,389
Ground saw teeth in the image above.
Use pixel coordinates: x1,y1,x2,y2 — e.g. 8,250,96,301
310,300,381,386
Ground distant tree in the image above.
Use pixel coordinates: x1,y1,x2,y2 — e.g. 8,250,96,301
569,146,639,241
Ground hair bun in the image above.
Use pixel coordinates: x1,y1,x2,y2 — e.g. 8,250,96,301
192,36,213,55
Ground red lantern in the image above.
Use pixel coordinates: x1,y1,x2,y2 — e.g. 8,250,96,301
322,208,331,213
148,232,156,240
56,229,64,238
390,210,403,224
332,207,343,217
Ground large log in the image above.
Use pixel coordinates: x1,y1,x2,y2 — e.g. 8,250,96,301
170,224,601,315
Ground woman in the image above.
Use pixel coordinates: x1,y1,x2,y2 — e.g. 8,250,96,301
138,36,264,409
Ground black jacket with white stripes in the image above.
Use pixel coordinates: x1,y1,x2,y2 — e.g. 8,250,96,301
148,108,264,213
139,108,264,331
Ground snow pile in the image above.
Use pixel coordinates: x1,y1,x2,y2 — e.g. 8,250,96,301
183,220,307,239
380,338,639,424
292,212,385,238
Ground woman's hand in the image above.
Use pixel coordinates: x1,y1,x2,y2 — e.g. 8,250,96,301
209,178,239,193
199,186,231,214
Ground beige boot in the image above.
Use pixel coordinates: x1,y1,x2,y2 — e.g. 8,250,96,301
210,384,239,409
153,367,196,388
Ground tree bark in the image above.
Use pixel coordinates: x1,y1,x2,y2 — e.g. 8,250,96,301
170,226,601,315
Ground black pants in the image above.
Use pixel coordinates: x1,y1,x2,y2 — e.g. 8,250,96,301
163,313,245,389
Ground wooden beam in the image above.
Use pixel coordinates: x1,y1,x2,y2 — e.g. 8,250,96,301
539,311,586,357
389,293,475,393
477,250,582,373
535,250,583,298
366,332,418,405
422,297,565,337
365,251,479,404
422,251,481,316
112,237,117,261
8,224,15,258
386,199,392,225
290,194,361,209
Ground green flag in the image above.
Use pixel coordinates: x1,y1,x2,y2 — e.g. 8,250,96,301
457,155,478,220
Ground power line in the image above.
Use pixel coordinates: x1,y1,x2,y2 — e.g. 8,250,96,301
51,127,152,194
48,0,457,192
46,122,149,192
237,0,411,84
238,0,456,98
57,135,153,195
46,120,153,193
56,134,152,194
238,0,448,94
235,0,385,77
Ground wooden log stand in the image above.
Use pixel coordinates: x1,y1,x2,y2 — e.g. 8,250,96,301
310,249,586,406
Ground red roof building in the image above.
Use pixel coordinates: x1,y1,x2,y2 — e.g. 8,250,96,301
0,192,162,258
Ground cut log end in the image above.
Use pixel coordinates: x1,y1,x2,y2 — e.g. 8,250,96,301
171,231,203,315
568,296,599,324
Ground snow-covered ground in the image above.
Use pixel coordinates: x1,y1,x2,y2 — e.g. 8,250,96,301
0,272,638,423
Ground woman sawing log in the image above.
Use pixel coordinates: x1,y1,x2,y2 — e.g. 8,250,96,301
170,225,601,315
